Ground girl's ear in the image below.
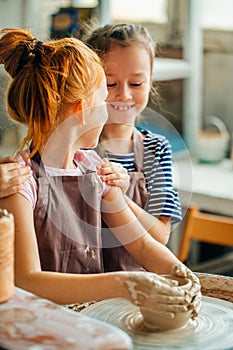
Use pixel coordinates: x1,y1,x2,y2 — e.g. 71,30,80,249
74,100,85,126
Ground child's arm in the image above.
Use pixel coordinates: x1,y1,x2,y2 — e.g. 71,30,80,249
124,195,171,245
101,186,201,318
102,187,175,273
98,159,170,245
0,192,191,314
0,157,31,198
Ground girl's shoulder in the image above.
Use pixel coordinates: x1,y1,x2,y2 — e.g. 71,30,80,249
138,128,171,148
15,149,32,167
16,150,38,209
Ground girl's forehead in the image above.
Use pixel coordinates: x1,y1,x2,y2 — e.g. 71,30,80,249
104,44,150,63
106,42,147,54
104,45,151,74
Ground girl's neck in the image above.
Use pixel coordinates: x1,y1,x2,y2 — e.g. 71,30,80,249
40,144,78,169
100,124,134,154
101,124,134,141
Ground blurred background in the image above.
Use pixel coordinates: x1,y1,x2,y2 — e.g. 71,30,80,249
0,0,233,274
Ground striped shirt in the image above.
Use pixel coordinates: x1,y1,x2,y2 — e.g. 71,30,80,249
103,129,182,225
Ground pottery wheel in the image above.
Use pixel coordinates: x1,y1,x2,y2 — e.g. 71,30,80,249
81,296,233,350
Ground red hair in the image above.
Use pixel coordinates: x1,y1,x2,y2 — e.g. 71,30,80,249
0,28,104,157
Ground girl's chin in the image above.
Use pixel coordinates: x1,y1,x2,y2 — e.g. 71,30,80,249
89,144,98,149
86,141,99,149
105,119,135,126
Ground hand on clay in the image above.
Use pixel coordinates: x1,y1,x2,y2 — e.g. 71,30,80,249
122,271,191,319
170,263,202,319
97,158,130,194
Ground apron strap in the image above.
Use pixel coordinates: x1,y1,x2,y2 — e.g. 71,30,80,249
132,128,144,172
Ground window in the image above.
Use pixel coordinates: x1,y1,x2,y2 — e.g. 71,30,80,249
110,0,168,23
201,0,233,30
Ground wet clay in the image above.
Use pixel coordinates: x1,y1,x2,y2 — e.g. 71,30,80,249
124,272,193,331
140,275,192,331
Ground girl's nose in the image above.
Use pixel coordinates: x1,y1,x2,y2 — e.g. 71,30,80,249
117,84,132,101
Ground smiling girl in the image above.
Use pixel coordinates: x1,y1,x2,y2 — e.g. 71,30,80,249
83,23,182,271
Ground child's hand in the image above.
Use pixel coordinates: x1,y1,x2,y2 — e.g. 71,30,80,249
97,158,130,194
170,263,202,319
0,156,32,198
121,271,189,318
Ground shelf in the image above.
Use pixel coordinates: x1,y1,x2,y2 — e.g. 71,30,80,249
173,158,233,216
153,58,191,81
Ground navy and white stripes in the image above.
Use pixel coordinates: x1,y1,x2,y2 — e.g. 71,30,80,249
105,129,182,225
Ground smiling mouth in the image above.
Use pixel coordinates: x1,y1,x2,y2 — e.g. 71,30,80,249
110,104,135,111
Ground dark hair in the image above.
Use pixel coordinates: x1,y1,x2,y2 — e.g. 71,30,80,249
83,23,155,75
80,22,160,105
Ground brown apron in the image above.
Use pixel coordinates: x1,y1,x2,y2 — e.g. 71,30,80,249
125,128,148,208
100,128,149,272
31,152,104,274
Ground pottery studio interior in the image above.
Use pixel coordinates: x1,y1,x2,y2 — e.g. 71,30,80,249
0,1,233,350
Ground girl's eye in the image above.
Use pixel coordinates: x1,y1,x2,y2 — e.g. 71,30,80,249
130,83,143,87
107,83,117,87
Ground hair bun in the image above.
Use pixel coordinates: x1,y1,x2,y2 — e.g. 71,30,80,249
0,28,34,77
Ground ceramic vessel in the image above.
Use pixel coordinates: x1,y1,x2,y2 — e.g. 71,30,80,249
0,209,14,303
140,274,192,331
196,130,229,163
196,115,230,163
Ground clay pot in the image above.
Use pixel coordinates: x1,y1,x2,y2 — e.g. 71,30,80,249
140,275,192,331
196,130,229,163
196,115,230,163
0,209,15,303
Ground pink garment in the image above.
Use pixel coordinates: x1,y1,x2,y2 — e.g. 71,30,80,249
18,149,110,209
